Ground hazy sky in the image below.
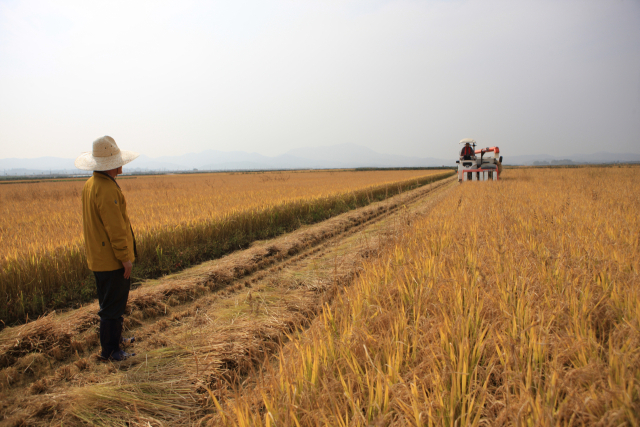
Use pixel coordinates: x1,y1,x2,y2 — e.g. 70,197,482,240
1,0,639,160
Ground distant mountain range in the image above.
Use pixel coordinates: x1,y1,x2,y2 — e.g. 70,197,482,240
1,144,639,176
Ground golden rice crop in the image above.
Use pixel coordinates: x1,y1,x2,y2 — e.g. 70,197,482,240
219,166,640,426
0,170,437,261
0,169,451,324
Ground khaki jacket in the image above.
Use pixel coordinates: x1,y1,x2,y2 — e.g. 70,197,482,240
82,172,136,272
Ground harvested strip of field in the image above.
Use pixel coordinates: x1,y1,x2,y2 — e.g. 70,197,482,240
0,169,452,325
214,167,640,426
0,176,457,425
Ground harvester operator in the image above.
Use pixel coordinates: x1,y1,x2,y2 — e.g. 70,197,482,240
75,136,139,361
460,142,475,160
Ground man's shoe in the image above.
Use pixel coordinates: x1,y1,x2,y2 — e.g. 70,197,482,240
110,350,135,361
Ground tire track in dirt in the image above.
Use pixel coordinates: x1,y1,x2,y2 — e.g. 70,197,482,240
0,175,456,426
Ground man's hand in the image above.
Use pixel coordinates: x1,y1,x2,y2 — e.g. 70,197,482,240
123,260,133,279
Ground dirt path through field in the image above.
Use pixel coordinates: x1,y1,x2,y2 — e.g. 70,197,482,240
0,175,457,426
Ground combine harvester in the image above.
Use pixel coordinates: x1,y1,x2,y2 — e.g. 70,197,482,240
456,138,503,182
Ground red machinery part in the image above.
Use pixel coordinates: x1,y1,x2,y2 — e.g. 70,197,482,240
474,146,500,155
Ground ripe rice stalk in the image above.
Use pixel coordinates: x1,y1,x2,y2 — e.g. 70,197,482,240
212,166,640,426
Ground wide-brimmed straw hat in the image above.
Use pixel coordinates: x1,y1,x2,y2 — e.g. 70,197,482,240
75,136,139,171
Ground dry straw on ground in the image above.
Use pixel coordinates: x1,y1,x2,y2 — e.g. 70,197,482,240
214,167,640,426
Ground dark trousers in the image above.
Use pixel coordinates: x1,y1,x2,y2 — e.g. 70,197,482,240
93,268,130,358
94,268,130,320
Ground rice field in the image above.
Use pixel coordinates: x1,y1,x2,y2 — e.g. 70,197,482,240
0,169,452,324
1,166,638,425
216,166,640,425
0,170,442,261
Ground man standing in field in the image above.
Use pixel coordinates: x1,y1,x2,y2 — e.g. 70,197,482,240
75,136,139,361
